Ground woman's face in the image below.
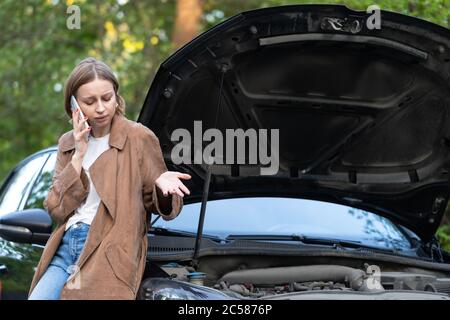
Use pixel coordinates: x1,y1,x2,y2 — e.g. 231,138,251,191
75,78,117,132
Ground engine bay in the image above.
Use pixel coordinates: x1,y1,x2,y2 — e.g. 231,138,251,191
139,255,450,300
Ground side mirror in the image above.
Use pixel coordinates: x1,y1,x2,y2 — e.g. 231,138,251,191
0,208,52,245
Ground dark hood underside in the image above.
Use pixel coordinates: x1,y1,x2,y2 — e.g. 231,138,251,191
139,5,450,241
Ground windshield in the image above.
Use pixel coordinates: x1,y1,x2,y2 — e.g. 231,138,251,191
153,197,413,251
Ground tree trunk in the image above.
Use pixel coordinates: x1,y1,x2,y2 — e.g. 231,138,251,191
172,0,203,50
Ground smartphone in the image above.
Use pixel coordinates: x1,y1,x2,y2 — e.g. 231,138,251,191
70,95,90,130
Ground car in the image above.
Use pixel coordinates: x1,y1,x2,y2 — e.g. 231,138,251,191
1,4,450,300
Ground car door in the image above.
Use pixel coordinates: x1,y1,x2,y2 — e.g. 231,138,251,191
0,150,56,300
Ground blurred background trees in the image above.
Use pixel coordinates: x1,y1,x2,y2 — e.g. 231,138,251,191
0,0,449,247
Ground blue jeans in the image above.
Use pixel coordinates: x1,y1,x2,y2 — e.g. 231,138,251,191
29,222,90,300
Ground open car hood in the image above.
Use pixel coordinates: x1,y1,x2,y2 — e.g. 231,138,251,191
138,5,450,241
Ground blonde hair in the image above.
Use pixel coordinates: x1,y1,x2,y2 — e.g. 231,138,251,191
64,57,126,119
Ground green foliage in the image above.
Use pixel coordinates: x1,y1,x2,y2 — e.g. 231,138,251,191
0,0,177,184
202,0,448,28
437,224,450,252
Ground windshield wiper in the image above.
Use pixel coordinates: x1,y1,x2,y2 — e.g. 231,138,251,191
226,234,307,241
225,234,397,253
149,227,225,243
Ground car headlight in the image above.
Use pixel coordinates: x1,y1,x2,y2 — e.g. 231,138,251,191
141,277,236,300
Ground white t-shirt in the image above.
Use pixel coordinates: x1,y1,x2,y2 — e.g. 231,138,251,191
65,133,111,231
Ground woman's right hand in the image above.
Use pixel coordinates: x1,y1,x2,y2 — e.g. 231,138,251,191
72,109,91,159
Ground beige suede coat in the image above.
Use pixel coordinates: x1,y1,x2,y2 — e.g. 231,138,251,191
28,113,183,299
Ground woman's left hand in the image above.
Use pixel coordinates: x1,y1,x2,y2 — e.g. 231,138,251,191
155,171,191,197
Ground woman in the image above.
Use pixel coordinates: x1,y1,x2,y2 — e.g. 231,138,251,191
28,57,190,300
